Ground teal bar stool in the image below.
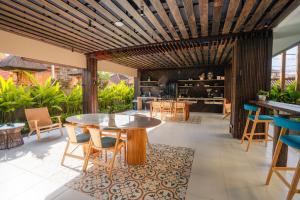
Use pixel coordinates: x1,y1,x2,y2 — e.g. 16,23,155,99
241,104,273,151
266,116,300,200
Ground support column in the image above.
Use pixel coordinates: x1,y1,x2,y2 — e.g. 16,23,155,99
297,45,300,91
230,31,273,139
280,51,286,90
82,55,98,113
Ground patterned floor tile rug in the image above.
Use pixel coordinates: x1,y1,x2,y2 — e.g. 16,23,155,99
65,144,194,200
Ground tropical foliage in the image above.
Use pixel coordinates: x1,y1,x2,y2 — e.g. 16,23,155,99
268,80,300,104
0,76,32,122
98,81,134,113
0,73,134,125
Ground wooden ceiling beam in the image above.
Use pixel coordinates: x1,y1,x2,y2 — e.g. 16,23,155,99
9,0,114,49
67,0,139,46
269,0,300,28
256,0,290,29
0,22,86,53
166,0,189,39
0,6,99,51
84,0,147,44
199,0,208,36
222,0,240,34
40,0,122,48
183,0,198,38
100,0,155,43
233,0,256,33
116,0,162,42
94,29,272,57
244,0,273,31
211,0,223,35
133,0,172,41
150,0,180,40
0,14,94,52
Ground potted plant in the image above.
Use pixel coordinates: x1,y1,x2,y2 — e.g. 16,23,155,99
257,90,269,101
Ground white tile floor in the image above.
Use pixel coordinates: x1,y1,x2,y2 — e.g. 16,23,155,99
0,112,299,200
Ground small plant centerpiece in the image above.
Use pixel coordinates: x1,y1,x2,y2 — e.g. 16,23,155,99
257,90,269,101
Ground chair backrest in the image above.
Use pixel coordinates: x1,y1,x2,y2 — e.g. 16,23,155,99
274,116,300,131
64,124,78,143
162,101,173,109
25,107,52,128
175,102,186,109
88,127,103,148
152,101,161,109
244,104,259,111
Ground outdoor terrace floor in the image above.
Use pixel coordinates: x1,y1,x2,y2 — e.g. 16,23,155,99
0,111,299,200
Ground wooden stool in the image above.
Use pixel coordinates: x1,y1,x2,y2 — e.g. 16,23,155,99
241,104,273,152
266,116,300,200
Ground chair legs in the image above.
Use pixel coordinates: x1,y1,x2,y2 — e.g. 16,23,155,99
266,139,283,185
245,121,257,152
287,160,300,200
241,118,250,144
61,140,70,165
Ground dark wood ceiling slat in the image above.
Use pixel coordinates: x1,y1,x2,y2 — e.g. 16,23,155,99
101,0,156,43
0,1,107,50
116,0,163,42
84,0,148,44
222,0,240,34
67,0,139,46
7,0,114,49
183,0,198,38
133,0,172,41
199,0,208,36
270,0,300,28
0,22,87,53
0,14,94,52
256,0,290,29
149,0,180,40
41,0,123,48
244,0,273,31
166,0,189,39
0,8,98,51
233,0,256,33
211,0,223,35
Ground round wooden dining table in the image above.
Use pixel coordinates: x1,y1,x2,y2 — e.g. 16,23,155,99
66,113,161,165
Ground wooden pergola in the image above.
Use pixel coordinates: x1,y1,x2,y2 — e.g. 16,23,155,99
0,0,299,138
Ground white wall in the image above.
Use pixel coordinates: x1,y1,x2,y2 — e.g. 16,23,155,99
98,60,137,77
0,30,86,68
273,5,300,55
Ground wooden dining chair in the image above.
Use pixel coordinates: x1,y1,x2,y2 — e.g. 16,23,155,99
223,99,231,119
61,124,90,166
150,101,161,118
174,102,186,120
161,101,174,119
82,127,126,178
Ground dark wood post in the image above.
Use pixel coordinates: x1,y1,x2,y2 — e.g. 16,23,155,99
230,31,273,139
82,55,98,113
134,70,141,99
280,51,286,90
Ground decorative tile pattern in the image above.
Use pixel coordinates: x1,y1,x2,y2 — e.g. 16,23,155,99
66,144,194,200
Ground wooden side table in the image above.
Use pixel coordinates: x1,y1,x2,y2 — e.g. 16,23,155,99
0,123,25,150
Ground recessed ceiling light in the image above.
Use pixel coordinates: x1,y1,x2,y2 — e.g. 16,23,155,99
114,21,124,27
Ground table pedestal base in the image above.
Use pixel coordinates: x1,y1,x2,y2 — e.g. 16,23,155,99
126,128,147,165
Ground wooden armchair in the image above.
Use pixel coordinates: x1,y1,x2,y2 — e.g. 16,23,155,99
25,107,63,141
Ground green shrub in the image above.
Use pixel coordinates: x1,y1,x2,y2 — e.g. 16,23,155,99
98,81,134,113
0,77,32,122
269,80,300,104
